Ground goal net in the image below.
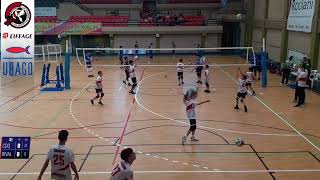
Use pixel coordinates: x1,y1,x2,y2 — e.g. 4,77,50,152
75,47,256,67
35,44,62,63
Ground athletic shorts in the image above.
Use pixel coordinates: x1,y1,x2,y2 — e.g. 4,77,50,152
96,88,103,94
189,119,196,126
125,70,130,78
131,77,137,85
177,72,183,77
86,62,92,68
237,92,247,99
256,66,262,72
245,82,252,87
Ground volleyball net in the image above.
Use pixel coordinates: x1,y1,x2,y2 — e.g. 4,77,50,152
75,47,257,67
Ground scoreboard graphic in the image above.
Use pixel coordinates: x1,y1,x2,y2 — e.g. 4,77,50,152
1,137,31,159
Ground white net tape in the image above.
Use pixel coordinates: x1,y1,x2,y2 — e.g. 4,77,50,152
76,47,256,67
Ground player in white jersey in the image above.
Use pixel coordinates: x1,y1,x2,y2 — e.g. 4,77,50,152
38,130,79,180
110,148,136,180
234,68,248,112
129,60,137,94
85,53,94,77
91,71,104,105
181,92,210,145
176,59,184,86
122,57,131,86
204,65,210,93
245,67,256,95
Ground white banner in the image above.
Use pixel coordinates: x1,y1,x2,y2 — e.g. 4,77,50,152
287,0,315,33
1,1,34,77
35,7,56,17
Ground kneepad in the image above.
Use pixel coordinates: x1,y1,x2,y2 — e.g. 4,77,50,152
101,93,105,97
190,125,197,131
95,94,100,98
240,98,244,103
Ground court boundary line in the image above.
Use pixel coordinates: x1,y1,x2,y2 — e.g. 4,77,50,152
1,169,320,176
217,66,320,153
134,71,299,137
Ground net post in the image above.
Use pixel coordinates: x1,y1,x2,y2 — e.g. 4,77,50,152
261,38,268,88
42,46,46,62
246,48,249,64
65,40,71,90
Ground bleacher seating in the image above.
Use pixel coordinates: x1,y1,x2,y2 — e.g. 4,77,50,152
35,16,58,23
68,16,129,26
183,16,205,26
169,0,220,3
36,0,59,7
80,0,131,4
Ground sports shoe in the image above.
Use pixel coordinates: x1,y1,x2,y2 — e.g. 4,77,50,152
182,136,186,145
98,101,104,105
191,136,199,141
244,106,248,112
294,104,301,107
292,99,297,103
204,90,210,93
90,100,94,105
179,83,181,86
234,105,239,110
280,83,284,86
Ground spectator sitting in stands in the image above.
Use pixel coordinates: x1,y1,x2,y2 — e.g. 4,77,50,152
178,13,184,25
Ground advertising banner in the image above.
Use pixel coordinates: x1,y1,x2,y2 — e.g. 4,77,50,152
1,0,34,78
287,0,315,33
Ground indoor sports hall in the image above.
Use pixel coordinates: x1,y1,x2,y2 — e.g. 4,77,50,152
0,0,320,180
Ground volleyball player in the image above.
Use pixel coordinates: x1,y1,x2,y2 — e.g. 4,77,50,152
245,67,256,95
129,60,137,94
234,68,248,112
176,58,184,86
134,41,139,57
110,148,136,180
182,92,210,145
204,65,210,93
38,130,79,180
85,53,94,77
91,71,104,105
196,57,204,84
119,46,124,65
148,43,153,62
122,57,131,86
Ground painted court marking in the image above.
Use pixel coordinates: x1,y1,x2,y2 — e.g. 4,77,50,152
68,80,215,172
1,169,320,176
217,66,320,153
135,71,299,137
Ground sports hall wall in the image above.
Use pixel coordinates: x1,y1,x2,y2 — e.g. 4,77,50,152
251,0,320,70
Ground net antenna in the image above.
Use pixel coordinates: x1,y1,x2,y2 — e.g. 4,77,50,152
76,47,256,67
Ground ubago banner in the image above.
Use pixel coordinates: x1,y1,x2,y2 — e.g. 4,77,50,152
1,0,34,78
287,0,315,33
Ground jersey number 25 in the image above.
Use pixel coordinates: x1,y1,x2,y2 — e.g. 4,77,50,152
53,155,65,165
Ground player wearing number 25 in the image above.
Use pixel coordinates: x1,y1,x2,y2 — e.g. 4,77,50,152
38,130,79,180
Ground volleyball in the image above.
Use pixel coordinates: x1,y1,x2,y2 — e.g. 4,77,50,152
200,56,206,63
185,87,198,100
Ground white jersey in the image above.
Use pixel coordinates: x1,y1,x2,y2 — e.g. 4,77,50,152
96,75,103,89
185,100,196,119
297,70,308,87
129,65,136,78
238,79,247,93
176,62,184,72
246,72,254,83
205,69,209,82
110,161,133,180
46,144,75,180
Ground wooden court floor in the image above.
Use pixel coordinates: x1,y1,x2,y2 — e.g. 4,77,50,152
0,56,320,180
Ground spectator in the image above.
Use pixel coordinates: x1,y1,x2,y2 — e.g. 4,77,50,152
294,64,308,107
281,56,293,85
